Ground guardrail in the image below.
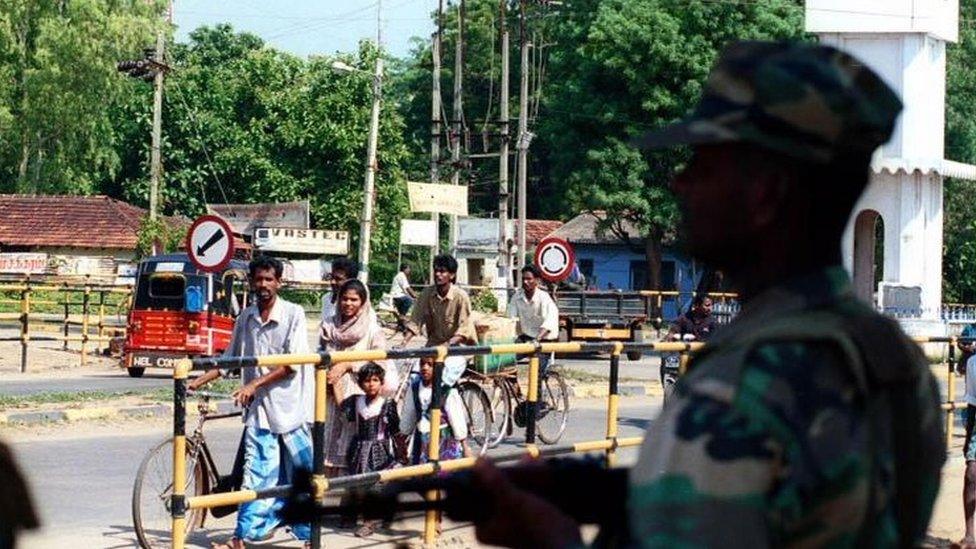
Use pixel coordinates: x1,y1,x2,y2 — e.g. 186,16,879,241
168,340,702,548
0,279,130,372
165,333,974,548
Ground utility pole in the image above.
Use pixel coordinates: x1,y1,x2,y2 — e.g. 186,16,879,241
358,56,382,284
497,0,511,294
430,1,443,283
149,31,164,223
357,0,383,284
516,0,531,288
449,0,465,255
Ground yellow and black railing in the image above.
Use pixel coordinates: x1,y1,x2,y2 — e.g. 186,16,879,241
170,340,702,549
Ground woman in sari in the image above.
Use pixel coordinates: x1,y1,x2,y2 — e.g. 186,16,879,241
319,279,397,477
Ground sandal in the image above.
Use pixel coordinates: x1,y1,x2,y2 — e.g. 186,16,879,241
355,521,378,538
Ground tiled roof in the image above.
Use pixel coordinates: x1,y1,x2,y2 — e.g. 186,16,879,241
522,219,564,246
0,194,182,250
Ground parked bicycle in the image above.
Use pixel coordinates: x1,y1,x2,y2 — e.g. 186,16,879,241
131,391,241,549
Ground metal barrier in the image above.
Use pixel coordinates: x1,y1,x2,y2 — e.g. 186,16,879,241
166,334,969,548
169,340,702,549
0,279,130,372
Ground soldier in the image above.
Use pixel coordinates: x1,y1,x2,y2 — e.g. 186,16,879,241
465,41,945,548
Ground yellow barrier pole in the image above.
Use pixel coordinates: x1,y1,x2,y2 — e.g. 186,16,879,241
679,351,690,376
62,285,69,351
80,283,90,367
172,358,191,549
424,346,448,544
97,290,105,355
525,350,541,444
606,342,623,467
310,358,328,549
948,341,957,450
20,285,30,373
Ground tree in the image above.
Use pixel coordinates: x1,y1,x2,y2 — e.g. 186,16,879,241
538,0,804,288
0,0,166,193
111,25,416,283
944,0,976,302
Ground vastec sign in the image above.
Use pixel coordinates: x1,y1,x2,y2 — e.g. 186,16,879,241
534,237,576,282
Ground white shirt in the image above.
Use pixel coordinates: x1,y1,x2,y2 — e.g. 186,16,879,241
399,382,469,440
224,297,313,434
390,271,412,299
966,355,976,406
507,288,560,340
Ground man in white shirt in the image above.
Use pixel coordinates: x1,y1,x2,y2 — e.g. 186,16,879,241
390,264,418,333
507,265,560,374
189,256,313,548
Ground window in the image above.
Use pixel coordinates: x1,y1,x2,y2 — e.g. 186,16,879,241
630,261,648,290
661,260,677,291
579,259,594,279
148,275,184,298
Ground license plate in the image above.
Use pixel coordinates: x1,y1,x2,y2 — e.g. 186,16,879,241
130,353,187,369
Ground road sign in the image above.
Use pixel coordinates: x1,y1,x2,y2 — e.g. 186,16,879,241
534,237,575,282
186,215,235,273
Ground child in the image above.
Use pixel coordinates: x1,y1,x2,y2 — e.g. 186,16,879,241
340,362,400,537
399,357,474,464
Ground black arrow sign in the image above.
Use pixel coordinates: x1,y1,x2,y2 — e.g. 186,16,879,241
196,229,226,257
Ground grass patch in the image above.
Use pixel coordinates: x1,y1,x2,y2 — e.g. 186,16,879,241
0,387,173,410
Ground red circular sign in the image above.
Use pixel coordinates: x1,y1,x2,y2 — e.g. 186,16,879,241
185,215,235,273
534,237,576,282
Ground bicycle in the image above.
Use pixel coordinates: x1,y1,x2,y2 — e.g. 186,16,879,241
473,352,570,447
131,391,241,549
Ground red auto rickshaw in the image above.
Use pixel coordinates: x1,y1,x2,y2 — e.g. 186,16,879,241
123,253,249,377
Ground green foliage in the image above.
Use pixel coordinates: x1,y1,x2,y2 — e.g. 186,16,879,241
470,287,499,313
135,216,185,257
0,0,167,193
945,0,976,303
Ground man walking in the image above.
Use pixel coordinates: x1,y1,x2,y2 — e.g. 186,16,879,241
190,256,314,548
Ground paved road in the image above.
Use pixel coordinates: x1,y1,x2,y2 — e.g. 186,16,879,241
1,354,663,397
9,396,661,548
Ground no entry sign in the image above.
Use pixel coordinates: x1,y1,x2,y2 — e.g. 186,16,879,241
534,237,575,282
186,215,235,273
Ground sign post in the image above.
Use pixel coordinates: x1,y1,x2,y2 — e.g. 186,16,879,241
186,215,235,273
534,237,576,283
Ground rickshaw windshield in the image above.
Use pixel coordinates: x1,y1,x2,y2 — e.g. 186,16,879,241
133,273,207,311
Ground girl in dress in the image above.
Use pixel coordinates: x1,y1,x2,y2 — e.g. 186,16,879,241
340,362,399,537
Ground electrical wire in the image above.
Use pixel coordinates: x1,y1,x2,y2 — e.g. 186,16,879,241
171,86,232,207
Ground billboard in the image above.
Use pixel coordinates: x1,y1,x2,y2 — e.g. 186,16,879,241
207,201,310,237
253,227,349,255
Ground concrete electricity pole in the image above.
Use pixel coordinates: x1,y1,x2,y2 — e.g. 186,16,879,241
357,55,383,284
430,2,443,282
149,31,165,222
497,1,511,293
449,0,465,255
515,0,531,288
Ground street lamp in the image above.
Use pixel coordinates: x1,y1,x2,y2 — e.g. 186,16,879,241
333,57,383,284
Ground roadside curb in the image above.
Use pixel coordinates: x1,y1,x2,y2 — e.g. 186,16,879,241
0,400,238,426
567,382,662,399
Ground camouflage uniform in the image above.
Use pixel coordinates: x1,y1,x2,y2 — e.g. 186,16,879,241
629,42,945,547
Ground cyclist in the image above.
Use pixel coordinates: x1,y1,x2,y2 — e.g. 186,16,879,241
401,254,477,386
668,295,717,342
507,265,559,375
389,263,418,334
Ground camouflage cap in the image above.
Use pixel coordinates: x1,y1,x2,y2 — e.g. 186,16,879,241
634,40,902,165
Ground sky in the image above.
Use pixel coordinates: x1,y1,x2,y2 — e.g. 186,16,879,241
172,0,438,59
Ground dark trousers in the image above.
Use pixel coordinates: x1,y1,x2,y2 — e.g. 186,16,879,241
393,296,413,332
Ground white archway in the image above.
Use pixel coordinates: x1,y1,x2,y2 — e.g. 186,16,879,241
852,209,884,304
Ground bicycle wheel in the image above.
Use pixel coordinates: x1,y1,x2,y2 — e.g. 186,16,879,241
486,378,511,448
536,371,570,444
457,381,492,456
132,437,211,549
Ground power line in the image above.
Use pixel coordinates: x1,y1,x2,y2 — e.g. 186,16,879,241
171,85,232,207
